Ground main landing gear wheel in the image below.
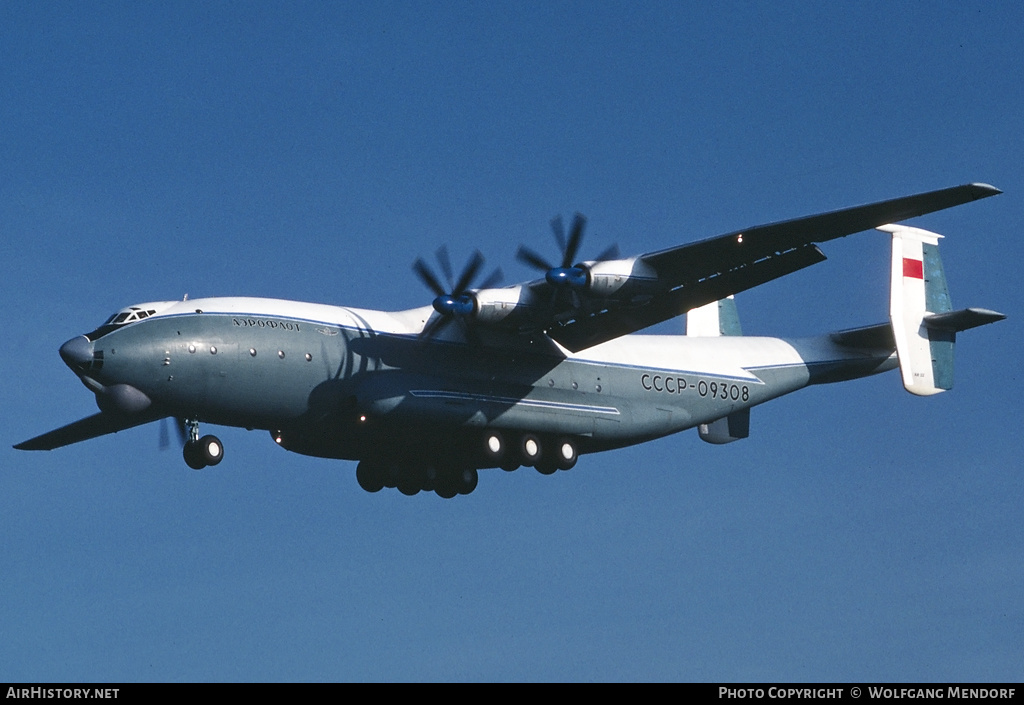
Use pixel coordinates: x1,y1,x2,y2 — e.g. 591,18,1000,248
533,436,578,475
535,458,558,475
484,431,521,471
456,467,478,495
397,466,425,496
483,431,505,464
553,437,578,470
517,434,579,474
520,434,542,467
356,461,386,493
432,467,478,499
355,461,475,497
434,478,458,499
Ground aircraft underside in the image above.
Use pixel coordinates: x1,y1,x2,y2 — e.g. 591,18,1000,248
266,334,899,497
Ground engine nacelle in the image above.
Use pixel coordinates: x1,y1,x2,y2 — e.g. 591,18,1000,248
470,286,532,325
577,257,660,298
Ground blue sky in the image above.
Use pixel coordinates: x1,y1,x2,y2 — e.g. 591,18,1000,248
2,1,1021,682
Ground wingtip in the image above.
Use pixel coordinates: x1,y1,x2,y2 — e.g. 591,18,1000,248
968,307,1007,322
968,182,1002,196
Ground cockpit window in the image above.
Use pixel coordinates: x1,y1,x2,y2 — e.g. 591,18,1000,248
87,307,159,341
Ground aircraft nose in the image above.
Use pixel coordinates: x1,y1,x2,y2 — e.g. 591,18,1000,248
59,335,95,371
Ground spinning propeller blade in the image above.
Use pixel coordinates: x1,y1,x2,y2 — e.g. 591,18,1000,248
413,257,446,298
516,212,619,295
412,248,502,340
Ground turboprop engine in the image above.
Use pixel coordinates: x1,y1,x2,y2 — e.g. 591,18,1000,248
573,256,660,298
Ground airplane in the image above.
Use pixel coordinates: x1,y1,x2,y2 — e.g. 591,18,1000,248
15,183,1005,498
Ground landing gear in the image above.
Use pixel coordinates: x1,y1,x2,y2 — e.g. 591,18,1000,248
355,460,478,498
397,466,425,496
552,437,578,470
356,461,385,493
183,441,206,469
483,431,505,464
476,430,580,473
456,467,478,494
482,430,521,471
535,457,558,475
351,432,580,497
181,419,223,470
520,434,542,466
511,433,578,474
431,467,477,498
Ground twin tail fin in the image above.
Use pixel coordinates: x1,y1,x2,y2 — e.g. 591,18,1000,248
880,224,1004,396
687,296,751,444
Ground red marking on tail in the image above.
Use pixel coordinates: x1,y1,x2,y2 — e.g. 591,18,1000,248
903,258,924,279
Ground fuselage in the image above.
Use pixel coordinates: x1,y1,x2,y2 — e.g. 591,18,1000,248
65,296,897,464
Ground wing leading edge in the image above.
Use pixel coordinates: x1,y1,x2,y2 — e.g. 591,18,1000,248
547,183,1000,351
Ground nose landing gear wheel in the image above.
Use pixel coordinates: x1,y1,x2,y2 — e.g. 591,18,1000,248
179,419,223,470
199,435,223,466
183,441,205,470
183,435,224,469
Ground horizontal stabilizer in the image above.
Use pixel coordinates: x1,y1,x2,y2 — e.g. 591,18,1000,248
14,412,158,451
924,307,1006,332
830,322,895,350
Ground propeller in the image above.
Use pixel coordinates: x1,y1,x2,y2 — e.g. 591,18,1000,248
413,246,502,339
516,213,620,297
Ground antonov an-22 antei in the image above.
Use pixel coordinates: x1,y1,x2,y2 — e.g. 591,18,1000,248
16,183,1005,498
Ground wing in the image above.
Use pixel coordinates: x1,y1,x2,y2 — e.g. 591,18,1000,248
536,183,1001,351
14,411,159,451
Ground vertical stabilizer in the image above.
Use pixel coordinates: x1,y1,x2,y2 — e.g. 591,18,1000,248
688,296,750,443
686,296,742,337
880,224,953,396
